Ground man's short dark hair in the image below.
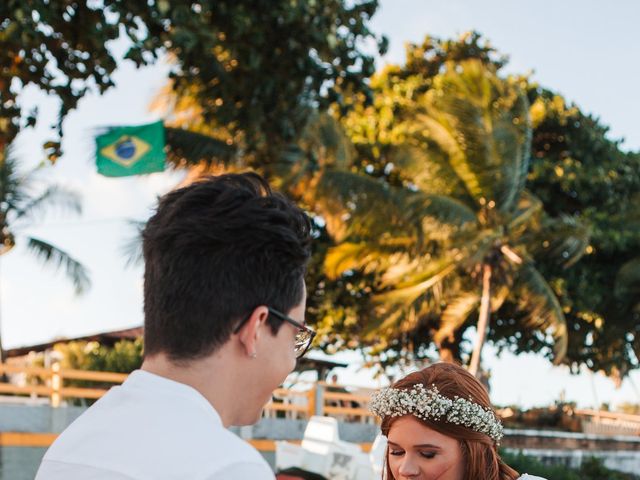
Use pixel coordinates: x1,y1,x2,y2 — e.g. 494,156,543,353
142,172,312,361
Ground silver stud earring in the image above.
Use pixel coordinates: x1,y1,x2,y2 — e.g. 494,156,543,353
250,352,257,359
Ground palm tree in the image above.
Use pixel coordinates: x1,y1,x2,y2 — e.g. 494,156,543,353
313,60,590,375
0,149,90,363
142,61,590,374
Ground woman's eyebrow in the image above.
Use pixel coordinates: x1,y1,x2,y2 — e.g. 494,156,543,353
413,444,442,449
387,441,441,449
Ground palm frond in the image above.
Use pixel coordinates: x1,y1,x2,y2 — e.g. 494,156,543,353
408,193,477,229
512,263,567,363
26,237,91,294
121,220,146,268
384,230,496,290
363,307,406,340
388,145,468,199
507,190,543,232
362,256,460,338
414,112,475,193
164,127,236,168
490,284,511,313
315,170,476,244
526,215,591,268
315,170,419,243
379,252,433,287
324,243,370,278
272,144,311,193
418,60,531,214
323,240,416,279
373,261,457,308
434,292,481,345
0,149,32,214
14,185,82,220
297,113,353,171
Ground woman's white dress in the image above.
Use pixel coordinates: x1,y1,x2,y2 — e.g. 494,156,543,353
518,475,547,480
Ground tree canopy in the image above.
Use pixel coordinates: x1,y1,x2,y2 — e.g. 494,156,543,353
336,33,640,377
1,0,386,159
308,60,589,375
519,87,640,379
144,31,640,377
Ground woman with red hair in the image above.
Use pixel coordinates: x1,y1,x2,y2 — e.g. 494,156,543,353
369,362,546,480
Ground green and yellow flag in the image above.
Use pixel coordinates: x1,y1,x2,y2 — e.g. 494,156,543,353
95,121,166,177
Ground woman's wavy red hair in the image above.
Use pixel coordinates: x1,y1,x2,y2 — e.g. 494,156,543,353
380,362,519,480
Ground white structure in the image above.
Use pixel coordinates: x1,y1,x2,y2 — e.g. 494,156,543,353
275,416,386,479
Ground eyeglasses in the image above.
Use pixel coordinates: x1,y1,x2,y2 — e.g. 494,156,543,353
233,307,316,359
268,307,316,359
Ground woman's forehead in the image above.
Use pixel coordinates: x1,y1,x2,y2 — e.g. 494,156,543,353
388,416,454,443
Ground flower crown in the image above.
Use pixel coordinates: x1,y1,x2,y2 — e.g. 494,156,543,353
369,384,504,443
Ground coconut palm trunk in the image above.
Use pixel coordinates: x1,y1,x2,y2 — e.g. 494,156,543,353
469,264,492,377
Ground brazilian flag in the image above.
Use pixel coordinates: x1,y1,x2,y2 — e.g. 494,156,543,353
95,121,166,177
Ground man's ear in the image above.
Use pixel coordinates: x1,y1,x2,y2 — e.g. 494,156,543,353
236,306,269,358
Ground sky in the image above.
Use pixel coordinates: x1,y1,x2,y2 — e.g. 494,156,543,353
3,0,639,409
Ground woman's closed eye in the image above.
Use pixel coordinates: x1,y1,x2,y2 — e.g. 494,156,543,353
389,449,437,459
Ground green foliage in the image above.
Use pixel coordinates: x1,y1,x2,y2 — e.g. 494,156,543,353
0,149,89,360
0,150,89,291
134,29,639,376
502,451,640,480
618,402,640,415
503,451,580,480
55,339,144,375
1,0,386,160
343,31,507,173
509,86,640,378
312,60,589,371
54,338,143,400
52,339,143,405
336,32,638,377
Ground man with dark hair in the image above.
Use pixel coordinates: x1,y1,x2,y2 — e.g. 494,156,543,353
37,172,315,479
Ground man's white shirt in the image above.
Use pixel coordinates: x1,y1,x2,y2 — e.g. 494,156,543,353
35,370,275,480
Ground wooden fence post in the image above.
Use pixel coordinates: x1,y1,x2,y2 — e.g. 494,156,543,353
51,363,61,407
307,384,316,418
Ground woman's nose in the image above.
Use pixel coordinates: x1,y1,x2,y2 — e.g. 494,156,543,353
398,455,420,477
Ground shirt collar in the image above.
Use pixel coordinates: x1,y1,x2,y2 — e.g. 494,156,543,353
124,369,223,426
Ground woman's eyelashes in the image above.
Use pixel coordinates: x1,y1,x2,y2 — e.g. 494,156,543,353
389,449,438,459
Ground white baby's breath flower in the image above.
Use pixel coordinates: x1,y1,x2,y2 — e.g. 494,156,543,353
369,384,504,443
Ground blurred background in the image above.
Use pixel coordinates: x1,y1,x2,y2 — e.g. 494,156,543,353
1,1,639,478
